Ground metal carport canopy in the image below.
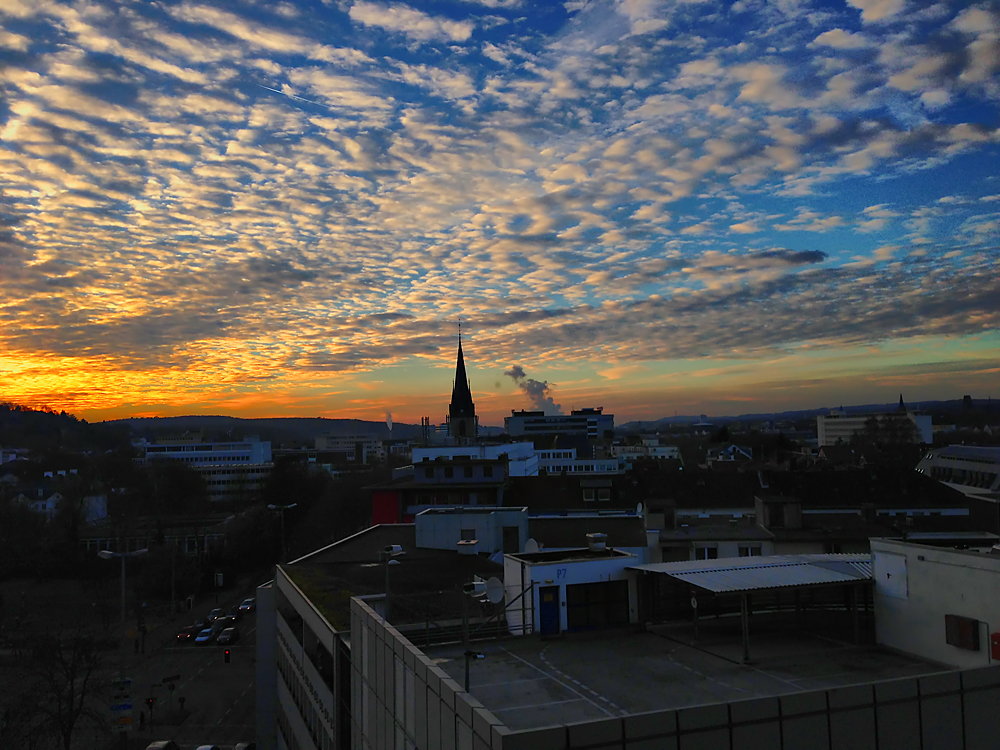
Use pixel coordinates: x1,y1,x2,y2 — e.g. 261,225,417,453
627,553,872,594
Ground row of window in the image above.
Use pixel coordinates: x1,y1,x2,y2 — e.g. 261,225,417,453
278,633,334,750
693,545,762,560
81,535,222,552
276,707,301,750
930,466,998,489
155,455,253,463
545,463,619,473
424,465,494,479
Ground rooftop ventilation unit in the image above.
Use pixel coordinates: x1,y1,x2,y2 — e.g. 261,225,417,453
457,539,479,555
586,532,607,552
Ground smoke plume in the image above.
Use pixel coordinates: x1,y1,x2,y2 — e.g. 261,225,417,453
504,365,562,414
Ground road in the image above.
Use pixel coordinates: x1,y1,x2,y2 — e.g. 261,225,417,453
114,596,258,750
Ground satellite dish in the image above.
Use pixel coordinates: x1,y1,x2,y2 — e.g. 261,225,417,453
524,538,539,554
485,577,504,604
636,502,643,515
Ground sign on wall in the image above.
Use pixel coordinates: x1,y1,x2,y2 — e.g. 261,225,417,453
945,614,981,651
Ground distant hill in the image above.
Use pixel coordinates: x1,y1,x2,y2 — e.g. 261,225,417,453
618,398,996,433
102,415,505,446
104,416,422,445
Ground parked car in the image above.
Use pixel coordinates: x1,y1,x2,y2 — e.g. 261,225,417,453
227,605,243,622
146,742,180,750
194,627,216,644
194,746,221,750
207,607,223,622
235,742,257,750
217,627,240,645
214,615,237,629
239,597,255,612
175,625,199,643
192,619,207,631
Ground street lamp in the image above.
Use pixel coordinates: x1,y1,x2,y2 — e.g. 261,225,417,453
267,503,298,561
98,547,148,624
379,545,404,623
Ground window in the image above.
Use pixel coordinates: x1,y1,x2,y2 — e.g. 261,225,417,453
738,545,762,557
694,546,718,560
583,488,596,502
444,467,454,478
424,467,434,479
598,489,611,502
464,466,473,478
483,465,493,477
460,528,476,541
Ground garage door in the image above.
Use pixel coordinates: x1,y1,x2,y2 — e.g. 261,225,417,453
566,580,629,631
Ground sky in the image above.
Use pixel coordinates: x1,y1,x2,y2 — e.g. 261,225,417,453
0,0,998,427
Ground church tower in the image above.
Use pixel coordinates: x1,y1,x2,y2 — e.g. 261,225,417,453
447,329,478,442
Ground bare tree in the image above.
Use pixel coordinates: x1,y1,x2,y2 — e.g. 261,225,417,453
24,628,107,750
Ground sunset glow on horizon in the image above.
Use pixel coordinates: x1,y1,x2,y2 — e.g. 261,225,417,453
1,0,997,427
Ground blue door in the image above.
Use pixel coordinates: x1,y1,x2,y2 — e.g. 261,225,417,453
539,586,560,636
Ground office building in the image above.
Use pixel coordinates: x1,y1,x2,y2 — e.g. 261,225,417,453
915,444,1000,498
257,516,1000,750
816,396,932,446
142,435,273,502
505,407,613,440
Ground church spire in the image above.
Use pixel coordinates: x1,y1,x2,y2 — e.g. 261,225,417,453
450,330,474,418
448,323,477,440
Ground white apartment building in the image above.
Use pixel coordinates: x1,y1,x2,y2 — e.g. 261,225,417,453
412,443,539,477
610,442,682,461
536,448,621,475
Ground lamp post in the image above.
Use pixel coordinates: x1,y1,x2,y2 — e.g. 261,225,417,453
98,547,149,624
379,546,403,622
267,503,298,561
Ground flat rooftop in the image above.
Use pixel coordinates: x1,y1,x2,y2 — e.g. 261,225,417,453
423,617,945,731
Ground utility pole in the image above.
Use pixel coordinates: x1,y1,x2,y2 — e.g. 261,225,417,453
267,503,298,561
170,540,176,614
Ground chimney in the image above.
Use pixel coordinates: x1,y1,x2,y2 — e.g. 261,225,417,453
586,532,607,552
457,539,478,555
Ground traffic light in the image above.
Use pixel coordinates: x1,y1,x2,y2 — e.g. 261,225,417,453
224,648,231,663
146,697,154,709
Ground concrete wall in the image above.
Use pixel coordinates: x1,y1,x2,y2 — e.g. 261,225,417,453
681,541,776,561
872,538,1000,668
416,509,528,555
492,667,1000,750
350,596,504,750
256,582,277,750
348,591,1000,750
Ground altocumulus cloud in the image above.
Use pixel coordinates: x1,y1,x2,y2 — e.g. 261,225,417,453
0,0,997,414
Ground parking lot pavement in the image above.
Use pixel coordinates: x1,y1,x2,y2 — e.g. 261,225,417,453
424,625,944,732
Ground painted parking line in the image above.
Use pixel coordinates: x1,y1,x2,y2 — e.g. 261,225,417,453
492,698,588,713
497,647,613,718
473,677,549,688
